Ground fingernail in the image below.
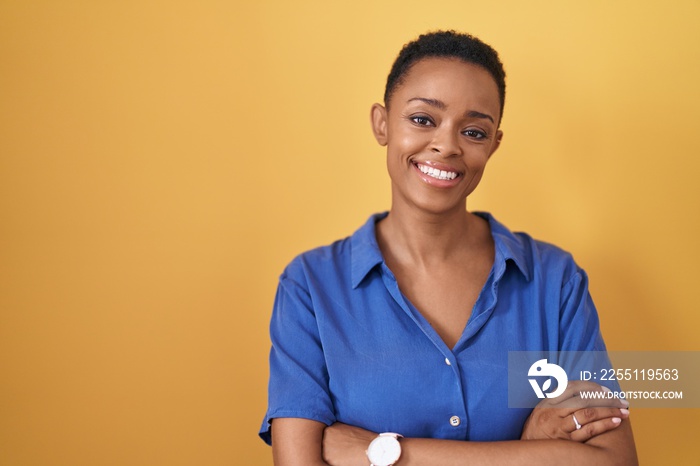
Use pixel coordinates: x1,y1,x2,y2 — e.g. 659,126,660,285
620,408,630,416
612,417,622,424
602,386,612,392
620,399,630,407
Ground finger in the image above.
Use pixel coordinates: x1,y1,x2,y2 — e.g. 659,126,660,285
532,393,620,412
561,408,628,434
572,407,630,427
556,392,629,410
532,381,628,411
550,382,629,409
569,416,624,442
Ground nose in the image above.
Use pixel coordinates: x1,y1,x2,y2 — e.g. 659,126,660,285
430,125,461,158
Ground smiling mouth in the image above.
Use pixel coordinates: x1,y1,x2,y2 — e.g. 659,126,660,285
415,163,460,181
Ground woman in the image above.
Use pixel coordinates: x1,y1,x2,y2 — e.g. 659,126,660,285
260,31,637,465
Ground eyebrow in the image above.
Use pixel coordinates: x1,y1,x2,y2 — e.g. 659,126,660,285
407,97,446,110
465,110,495,124
407,97,495,124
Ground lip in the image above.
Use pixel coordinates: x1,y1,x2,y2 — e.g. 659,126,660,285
412,160,463,188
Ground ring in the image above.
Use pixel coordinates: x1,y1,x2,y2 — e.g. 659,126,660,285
572,414,582,430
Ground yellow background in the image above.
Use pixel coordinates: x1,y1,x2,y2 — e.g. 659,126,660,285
1,0,699,464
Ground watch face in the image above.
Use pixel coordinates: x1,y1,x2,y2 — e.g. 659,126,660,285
367,436,401,466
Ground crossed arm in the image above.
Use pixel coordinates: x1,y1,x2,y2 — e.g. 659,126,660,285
271,382,638,466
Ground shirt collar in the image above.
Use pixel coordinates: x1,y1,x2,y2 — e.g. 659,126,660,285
474,211,531,282
350,211,531,289
350,212,388,289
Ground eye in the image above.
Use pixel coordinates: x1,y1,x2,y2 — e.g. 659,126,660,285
462,129,487,139
409,115,434,126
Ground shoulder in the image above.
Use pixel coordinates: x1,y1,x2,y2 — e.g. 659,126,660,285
281,236,352,284
477,211,583,283
279,212,385,289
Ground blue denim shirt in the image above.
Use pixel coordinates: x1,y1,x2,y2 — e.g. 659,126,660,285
260,212,609,444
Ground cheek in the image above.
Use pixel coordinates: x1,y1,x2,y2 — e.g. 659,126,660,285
389,123,429,153
386,137,420,168
464,146,493,166
459,150,490,177
397,132,423,150
385,149,405,176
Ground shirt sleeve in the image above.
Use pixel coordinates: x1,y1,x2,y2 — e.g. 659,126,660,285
559,268,607,352
558,266,621,391
258,269,336,445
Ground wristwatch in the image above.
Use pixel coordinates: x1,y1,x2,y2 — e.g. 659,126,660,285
366,432,403,466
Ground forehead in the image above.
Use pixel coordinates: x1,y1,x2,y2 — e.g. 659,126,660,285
390,57,501,116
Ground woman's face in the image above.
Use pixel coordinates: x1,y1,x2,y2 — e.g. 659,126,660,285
371,57,503,216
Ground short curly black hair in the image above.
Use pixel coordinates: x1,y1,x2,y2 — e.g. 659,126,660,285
384,30,506,123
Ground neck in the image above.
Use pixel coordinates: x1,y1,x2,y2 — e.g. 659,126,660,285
377,202,485,268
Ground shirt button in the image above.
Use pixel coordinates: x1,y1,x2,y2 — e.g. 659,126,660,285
450,416,461,427
444,358,451,366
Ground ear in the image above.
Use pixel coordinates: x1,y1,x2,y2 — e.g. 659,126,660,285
370,103,388,146
488,130,503,159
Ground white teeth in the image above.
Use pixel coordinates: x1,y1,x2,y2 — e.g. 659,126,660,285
417,164,458,180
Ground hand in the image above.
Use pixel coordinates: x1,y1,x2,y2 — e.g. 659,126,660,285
323,422,377,466
521,380,629,442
